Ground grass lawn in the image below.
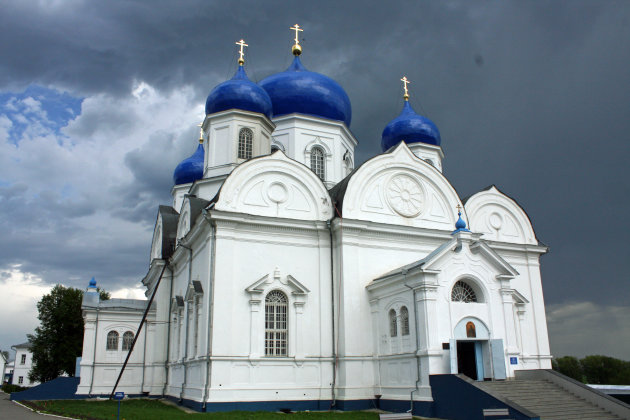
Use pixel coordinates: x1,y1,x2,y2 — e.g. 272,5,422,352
23,399,381,420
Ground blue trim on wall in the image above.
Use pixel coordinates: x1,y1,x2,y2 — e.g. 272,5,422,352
430,374,540,420
166,396,432,415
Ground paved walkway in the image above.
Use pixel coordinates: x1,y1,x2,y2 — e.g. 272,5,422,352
0,391,49,420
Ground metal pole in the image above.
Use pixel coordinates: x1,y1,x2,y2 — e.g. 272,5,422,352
109,263,168,399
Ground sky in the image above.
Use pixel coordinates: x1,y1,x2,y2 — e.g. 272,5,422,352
0,1,628,361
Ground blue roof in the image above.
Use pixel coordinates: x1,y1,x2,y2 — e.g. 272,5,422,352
173,143,204,185
259,56,352,127
205,65,273,119
381,101,441,152
88,277,97,288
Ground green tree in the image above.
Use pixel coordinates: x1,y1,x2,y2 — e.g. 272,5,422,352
581,355,630,385
27,284,109,383
552,356,584,382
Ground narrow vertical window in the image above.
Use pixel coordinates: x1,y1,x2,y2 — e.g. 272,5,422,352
20,354,26,364
389,309,397,337
193,297,200,356
238,128,253,159
265,290,288,356
310,147,325,181
400,306,410,336
122,331,134,351
106,331,119,350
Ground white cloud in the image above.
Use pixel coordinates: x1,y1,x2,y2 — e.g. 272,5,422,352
0,266,52,355
547,301,630,360
0,81,205,348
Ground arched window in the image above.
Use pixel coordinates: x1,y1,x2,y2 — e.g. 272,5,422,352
122,331,134,351
106,331,119,351
389,309,397,337
466,321,476,338
238,128,253,159
451,280,478,303
265,290,288,356
400,306,410,336
310,147,325,181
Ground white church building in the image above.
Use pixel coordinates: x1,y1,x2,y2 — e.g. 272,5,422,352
77,28,552,414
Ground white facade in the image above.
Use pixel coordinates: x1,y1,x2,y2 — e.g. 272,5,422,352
78,51,552,411
11,343,39,387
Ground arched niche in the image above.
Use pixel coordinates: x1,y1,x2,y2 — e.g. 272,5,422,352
215,150,332,221
454,317,489,340
339,143,463,230
465,186,537,245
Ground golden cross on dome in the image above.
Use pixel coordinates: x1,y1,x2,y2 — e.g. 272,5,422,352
290,24,303,44
456,204,462,213
197,122,204,143
235,39,248,65
401,76,411,100
290,24,303,56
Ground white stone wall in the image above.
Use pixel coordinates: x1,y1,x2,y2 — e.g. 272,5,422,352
12,347,38,387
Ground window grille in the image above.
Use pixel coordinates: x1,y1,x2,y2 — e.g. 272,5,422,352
106,331,119,350
20,354,26,364
400,306,410,336
18,376,23,384
451,280,478,303
265,290,288,356
310,147,325,181
389,309,397,337
238,128,253,159
122,331,134,351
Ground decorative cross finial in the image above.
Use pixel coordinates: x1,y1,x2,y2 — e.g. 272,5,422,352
456,203,462,214
290,24,303,56
235,39,248,65
401,76,410,100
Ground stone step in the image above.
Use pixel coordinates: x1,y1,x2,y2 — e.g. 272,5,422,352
475,379,623,420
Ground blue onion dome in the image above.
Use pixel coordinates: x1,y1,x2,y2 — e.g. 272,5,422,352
455,213,467,230
381,100,441,152
173,142,204,185
259,56,352,127
88,277,97,288
205,65,273,119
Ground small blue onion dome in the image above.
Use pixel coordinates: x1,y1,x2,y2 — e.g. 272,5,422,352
259,56,352,127
452,210,470,234
381,101,441,152
88,277,97,288
205,65,273,119
173,143,204,185
455,213,467,230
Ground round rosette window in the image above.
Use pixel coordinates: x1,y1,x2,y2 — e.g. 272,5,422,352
386,174,425,218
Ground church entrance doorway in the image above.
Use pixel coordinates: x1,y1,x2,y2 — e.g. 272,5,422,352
457,341,478,380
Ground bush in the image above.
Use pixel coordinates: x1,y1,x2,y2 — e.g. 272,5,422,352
1,383,28,393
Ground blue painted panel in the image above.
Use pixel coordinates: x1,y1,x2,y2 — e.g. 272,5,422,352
430,374,539,420
511,356,518,365
475,341,484,381
491,339,507,380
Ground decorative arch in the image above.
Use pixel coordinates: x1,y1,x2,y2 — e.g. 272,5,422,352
339,143,464,229
454,317,490,340
464,185,537,245
450,276,487,303
215,151,333,221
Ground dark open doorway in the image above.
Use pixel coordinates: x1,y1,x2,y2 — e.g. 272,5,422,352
457,341,477,380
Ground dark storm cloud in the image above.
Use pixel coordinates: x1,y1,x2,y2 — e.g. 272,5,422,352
1,1,629,310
